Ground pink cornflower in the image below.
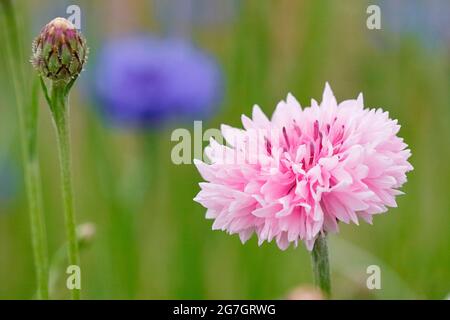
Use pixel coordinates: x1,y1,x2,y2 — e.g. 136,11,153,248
194,84,413,251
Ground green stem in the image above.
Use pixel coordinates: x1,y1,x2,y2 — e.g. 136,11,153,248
311,234,331,298
26,80,49,300
1,0,49,299
50,82,80,300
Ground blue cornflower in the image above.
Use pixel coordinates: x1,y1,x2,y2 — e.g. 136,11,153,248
92,36,223,128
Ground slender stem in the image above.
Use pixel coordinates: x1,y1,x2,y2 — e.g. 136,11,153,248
26,80,49,300
311,234,331,298
50,82,80,300
1,0,49,299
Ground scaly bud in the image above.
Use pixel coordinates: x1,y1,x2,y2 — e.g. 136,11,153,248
31,17,87,82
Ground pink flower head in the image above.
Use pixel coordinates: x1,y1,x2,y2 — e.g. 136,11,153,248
194,83,413,250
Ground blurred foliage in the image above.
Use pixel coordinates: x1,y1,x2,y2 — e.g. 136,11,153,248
0,0,449,299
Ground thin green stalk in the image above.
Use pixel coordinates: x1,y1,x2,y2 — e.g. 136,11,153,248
311,234,331,298
50,82,80,300
26,80,49,300
1,0,49,299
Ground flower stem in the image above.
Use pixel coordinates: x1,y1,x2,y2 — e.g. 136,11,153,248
311,234,331,298
50,82,80,300
1,0,49,299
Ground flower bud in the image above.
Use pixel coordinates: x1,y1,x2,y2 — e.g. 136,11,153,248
31,17,87,82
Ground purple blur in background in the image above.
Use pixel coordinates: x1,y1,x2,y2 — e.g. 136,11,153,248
381,0,450,49
92,36,223,128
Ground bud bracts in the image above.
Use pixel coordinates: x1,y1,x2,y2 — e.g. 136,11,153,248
32,18,87,82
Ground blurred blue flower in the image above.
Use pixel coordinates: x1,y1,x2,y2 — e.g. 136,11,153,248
381,0,450,49
92,36,223,128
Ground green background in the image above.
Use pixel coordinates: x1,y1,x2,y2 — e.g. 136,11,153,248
0,0,448,299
